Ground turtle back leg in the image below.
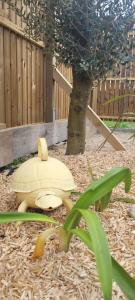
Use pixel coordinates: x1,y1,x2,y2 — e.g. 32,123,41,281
33,227,68,259
33,228,56,258
16,200,29,226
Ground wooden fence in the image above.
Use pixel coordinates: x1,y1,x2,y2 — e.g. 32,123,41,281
0,1,71,128
55,64,72,120
0,1,135,129
96,32,135,119
96,79,135,119
0,26,45,127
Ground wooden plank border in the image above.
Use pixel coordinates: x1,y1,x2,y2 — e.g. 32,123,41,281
53,68,72,95
0,11,44,48
0,120,67,167
87,106,125,151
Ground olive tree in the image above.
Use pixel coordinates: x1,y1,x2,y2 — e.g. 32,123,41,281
7,0,135,154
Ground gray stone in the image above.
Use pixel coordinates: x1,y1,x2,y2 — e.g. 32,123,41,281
129,204,135,219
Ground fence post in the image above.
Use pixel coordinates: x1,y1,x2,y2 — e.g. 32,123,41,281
43,54,53,123
92,81,98,113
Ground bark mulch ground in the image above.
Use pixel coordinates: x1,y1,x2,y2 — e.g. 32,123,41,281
0,131,135,300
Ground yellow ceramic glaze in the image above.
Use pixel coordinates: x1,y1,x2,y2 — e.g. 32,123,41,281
12,138,76,212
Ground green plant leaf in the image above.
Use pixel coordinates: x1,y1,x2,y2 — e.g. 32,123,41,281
0,212,57,224
72,229,135,300
72,209,112,300
111,257,135,300
95,191,112,211
64,167,131,232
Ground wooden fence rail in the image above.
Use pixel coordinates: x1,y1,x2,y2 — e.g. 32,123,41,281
96,78,135,119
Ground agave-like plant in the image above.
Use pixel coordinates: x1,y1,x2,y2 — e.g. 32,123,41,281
0,167,135,300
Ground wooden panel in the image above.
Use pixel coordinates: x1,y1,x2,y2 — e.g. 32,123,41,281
0,26,5,123
31,46,36,123
22,39,27,124
1,1,134,126
0,12,44,48
4,29,11,127
44,55,53,122
39,51,44,122
54,66,72,120
36,48,40,122
10,32,17,126
27,42,32,123
0,4,49,128
17,35,23,125
114,80,120,117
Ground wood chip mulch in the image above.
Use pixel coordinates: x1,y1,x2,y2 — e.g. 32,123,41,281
0,132,135,300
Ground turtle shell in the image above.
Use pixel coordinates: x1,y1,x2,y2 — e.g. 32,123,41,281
12,156,76,193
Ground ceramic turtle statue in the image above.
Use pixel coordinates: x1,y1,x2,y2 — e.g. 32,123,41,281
12,138,76,214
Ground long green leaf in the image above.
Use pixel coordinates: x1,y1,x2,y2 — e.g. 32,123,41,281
95,191,112,211
111,257,135,300
72,229,135,300
64,167,131,232
73,209,112,300
0,212,57,224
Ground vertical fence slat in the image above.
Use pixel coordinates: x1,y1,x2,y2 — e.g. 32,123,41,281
0,26,5,124
36,48,40,122
40,53,44,122
4,29,11,127
22,39,27,124
27,42,32,124
11,32,18,126
17,36,23,126
44,55,53,122
32,46,36,123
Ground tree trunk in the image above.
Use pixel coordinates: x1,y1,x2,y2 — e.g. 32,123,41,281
66,68,92,155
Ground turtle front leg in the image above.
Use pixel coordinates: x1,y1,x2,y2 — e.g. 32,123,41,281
16,200,28,227
62,198,74,212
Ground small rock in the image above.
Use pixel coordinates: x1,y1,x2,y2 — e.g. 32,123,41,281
128,204,135,219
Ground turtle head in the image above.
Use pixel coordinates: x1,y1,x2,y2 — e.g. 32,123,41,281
35,191,62,211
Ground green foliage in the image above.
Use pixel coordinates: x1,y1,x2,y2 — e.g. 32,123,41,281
64,167,131,233
75,209,112,300
6,0,135,80
103,95,135,140
104,120,135,129
95,192,112,212
0,167,134,299
0,212,57,224
111,257,135,300
73,229,135,300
